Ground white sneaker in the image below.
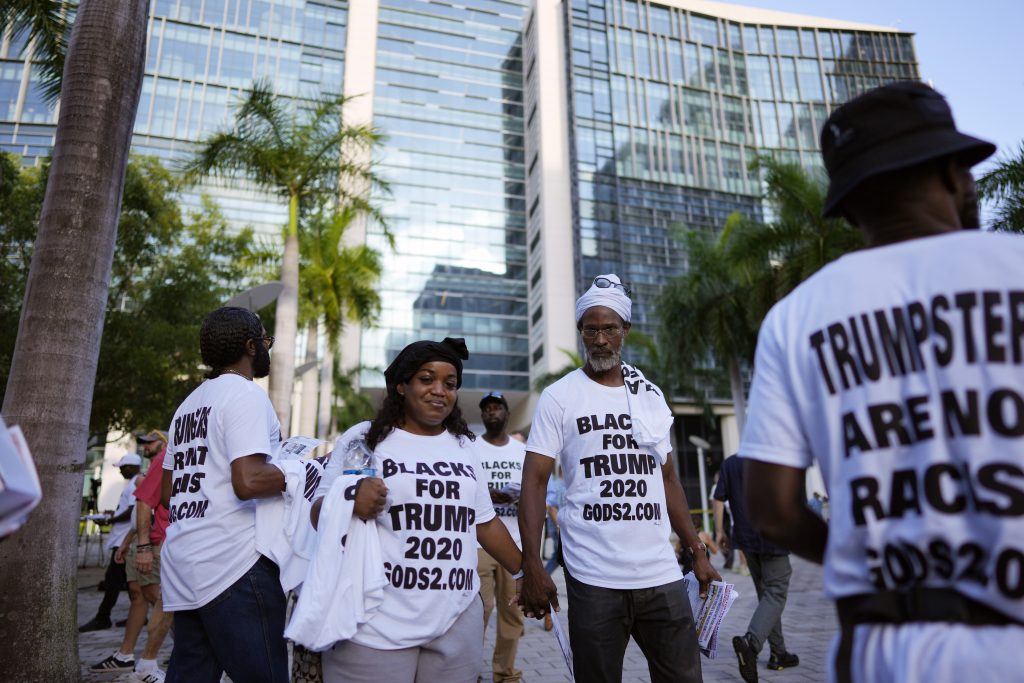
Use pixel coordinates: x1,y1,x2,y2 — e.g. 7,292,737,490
134,669,165,683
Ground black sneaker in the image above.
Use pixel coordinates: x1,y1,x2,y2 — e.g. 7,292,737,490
732,634,759,683
78,616,112,632
768,651,800,670
89,652,135,672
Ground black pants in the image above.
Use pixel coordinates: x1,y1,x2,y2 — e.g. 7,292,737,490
96,549,127,619
565,571,702,683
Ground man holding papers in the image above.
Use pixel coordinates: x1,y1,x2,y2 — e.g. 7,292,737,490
518,275,719,683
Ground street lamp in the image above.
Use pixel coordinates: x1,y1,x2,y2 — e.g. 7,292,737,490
688,435,712,534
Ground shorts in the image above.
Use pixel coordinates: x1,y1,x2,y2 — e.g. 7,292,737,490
126,542,161,586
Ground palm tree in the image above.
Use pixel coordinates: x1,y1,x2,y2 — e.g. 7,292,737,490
299,208,383,438
183,80,387,432
978,143,1024,234
0,1,148,679
0,0,71,103
658,224,759,433
658,156,863,432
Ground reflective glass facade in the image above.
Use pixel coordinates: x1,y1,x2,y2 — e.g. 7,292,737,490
360,0,531,391
1,0,349,235
561,0,918,340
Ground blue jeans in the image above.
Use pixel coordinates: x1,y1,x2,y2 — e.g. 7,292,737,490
167,556,288,683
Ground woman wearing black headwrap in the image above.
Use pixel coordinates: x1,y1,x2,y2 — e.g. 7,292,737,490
311,338,523,683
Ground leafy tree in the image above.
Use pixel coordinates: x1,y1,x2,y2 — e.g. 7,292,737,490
183,80,388,433
1,154,273,438
299,208,383,438
0,2,148,679
657,156,863,431
978,142,1024,234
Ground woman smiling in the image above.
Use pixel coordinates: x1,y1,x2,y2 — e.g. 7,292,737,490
311,337,523,683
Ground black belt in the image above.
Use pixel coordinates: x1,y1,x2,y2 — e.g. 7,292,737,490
835,588,1018,683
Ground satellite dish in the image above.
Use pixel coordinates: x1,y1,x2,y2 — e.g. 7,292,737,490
294,360,318,376
226,282,283,312
688,435,711,450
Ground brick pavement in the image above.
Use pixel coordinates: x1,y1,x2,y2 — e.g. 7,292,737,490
77,550,836,682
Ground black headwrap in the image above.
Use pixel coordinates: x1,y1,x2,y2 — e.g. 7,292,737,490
384,337,470,391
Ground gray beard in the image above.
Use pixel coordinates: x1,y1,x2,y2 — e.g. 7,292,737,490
586,348,621,373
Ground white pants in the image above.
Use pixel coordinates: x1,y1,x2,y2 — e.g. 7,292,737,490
832,622,1024,683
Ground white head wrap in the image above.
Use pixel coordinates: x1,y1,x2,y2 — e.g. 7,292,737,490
574,273,632,323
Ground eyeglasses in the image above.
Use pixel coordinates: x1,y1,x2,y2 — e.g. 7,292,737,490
252,335,275,349
593,276,631,297
580,326,624,340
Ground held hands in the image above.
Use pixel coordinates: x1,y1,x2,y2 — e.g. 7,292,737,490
113,545,128,564
353,477,388,521
518,567,560,620
490,490,515,505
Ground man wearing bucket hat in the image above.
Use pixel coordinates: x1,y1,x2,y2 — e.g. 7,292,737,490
740,81,1024,683
519,274,718,683
79,453,142,634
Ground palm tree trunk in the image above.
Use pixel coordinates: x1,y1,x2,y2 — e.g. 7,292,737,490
727,355,747,436
0,1,147,680
317,346,335,440
298,323,318,437
268,192,300,434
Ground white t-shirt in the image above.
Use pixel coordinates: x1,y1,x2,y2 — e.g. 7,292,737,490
473,437,526,547
742,231,1024,625
527,369,681,589
105,475,138,553
317,423,496,650
161,374,281,611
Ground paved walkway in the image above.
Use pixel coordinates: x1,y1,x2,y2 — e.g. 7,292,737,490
78,551,836,682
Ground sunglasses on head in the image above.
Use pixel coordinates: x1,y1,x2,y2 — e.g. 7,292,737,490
593,276,631,297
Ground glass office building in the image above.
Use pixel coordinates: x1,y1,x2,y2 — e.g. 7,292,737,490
1,0,919,426
1,0,349,235
524,0,918,369
356,0,532,394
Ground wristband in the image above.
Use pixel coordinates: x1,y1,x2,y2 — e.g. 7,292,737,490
687,541,708,558
511,568,525,580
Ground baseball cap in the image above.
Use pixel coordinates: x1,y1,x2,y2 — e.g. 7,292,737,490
115,453,142,467
820,81,995,217
479,391,508,409
136,429,168,444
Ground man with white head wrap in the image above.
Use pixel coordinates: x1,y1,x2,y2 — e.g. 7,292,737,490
519,275,720,683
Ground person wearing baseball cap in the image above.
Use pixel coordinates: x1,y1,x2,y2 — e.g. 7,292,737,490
89,427,175,678
740,81,1023,683
474,391,527,683
78,453,142,636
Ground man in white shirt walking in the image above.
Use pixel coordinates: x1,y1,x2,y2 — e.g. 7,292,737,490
160,307,288,682
475,390,527,683
519,275,719,683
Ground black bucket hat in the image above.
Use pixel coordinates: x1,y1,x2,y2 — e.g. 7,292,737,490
821,81,995,217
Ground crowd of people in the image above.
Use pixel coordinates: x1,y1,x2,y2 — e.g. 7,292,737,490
81,81,1021,683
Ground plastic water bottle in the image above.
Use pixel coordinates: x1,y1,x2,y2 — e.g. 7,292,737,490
341,438,376,476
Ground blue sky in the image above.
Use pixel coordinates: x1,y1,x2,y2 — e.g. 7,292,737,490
735,0,1024,172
